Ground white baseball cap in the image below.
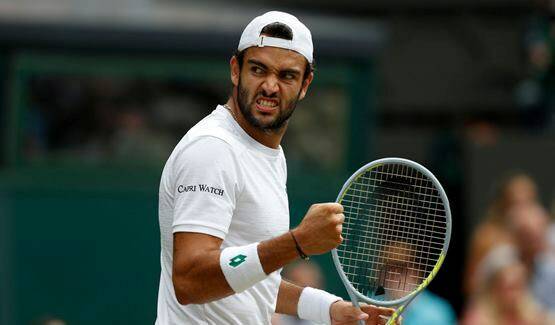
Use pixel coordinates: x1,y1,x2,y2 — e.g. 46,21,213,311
238,11,313,64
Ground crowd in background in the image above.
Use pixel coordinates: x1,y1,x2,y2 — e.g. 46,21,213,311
458,6,555,321
462,173,555,324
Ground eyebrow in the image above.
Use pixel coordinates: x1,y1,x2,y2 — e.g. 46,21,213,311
247,59,268,70
247,59,302,76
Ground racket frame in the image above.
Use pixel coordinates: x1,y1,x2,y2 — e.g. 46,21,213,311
331,157,452,321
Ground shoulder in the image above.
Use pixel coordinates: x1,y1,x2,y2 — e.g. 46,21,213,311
166,135,245,192
172,136,239,170
171,108,247,163
182,114,246,156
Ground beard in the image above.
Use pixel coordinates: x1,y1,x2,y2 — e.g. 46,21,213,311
237,77,301,133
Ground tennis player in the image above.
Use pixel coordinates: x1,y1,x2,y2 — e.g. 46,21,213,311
156,11,396,325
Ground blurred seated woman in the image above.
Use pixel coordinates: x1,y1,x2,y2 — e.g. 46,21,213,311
508,203,555,312
461,245,555,325
464,173,539,295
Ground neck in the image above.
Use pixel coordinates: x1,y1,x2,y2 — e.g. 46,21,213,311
225,98,286,149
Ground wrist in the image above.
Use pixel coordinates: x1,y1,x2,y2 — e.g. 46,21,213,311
219,242,267,293
297,287,343,325
258,232,304,274
290,230,309,260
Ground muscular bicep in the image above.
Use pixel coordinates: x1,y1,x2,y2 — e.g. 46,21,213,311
172,232,234,304
173,232,222,273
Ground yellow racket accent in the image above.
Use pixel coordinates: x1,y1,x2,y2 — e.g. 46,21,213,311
386,253,446,325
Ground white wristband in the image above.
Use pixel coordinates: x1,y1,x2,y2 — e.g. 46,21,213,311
219,242,267,293
298,287,343,325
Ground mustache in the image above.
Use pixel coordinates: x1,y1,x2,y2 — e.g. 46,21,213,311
257,90,278,99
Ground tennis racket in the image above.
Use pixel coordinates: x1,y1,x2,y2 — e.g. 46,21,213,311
331,158,451,325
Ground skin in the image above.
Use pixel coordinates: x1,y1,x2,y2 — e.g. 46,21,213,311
227,46,312,148
172,45,398,324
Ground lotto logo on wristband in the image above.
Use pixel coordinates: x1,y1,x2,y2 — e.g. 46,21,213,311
229,254,247,267
220,243,265,293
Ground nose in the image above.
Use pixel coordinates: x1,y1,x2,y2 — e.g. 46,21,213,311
261,74,279,96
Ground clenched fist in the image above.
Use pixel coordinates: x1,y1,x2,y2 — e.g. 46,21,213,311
292,203,345,256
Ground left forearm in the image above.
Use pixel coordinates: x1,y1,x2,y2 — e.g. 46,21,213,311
275,280,304,316
276,280,398,325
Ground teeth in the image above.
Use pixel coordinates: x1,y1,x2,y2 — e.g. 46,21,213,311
257,99,277,107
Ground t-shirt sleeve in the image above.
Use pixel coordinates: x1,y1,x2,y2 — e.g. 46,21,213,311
171,136,241,239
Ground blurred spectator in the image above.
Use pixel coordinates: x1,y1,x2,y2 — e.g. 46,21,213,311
272,261,324,325
508,203,555,312
508,203,550,268
464,173,539,295
401,290,457,325
281,260,324,290
461,245,555,325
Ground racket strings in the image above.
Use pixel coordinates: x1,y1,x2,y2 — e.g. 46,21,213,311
337,163,447,301
342,208,448,235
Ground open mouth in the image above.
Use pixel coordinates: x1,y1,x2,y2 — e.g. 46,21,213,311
255,98,279,113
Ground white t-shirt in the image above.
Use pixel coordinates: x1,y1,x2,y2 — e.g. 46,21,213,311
156,105,290,325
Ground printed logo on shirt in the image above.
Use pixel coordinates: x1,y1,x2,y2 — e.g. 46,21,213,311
229,254,247,267
177,184,225,196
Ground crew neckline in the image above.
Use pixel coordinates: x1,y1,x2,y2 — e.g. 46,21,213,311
216,105,282,157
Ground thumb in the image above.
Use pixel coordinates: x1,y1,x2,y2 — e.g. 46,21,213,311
350,306,369,321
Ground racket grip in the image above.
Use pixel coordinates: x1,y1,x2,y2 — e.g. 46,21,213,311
350,302,365,325
346,294,365,325
355,308,365,325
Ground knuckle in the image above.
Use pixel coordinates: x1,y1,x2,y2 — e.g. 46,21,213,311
336,203,344,213
337,213,345,223
321,203,332,213
329,203,342,213
331,215,343,226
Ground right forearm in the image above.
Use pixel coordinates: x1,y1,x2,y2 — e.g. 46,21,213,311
258,231,300,274
174,236,297,305
259,203,344,274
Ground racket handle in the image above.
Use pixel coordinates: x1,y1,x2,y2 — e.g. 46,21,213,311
346,293,365,325
356,311,365,325
349,301,365,325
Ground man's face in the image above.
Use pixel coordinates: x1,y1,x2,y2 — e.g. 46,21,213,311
231,46,313,132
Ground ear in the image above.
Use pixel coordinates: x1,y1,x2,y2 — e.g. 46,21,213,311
298,71,314,101
230,56,240,87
